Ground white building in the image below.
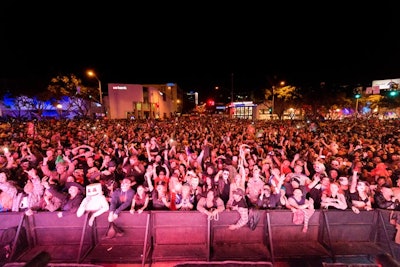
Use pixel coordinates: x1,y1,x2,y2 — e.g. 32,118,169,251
107,83,182,120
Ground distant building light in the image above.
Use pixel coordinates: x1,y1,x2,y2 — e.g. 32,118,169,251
112,86,127,90
233,101,256,107
207,99,215,106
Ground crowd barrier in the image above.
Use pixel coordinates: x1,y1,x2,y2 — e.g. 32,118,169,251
267,210,331,260
151,211,209,262
321,210,385,262
16,212,92,264
210,210,269,261
1,209,399,266
85,211,151,266
0,213,27,264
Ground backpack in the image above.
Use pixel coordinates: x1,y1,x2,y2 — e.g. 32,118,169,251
247,208,261,231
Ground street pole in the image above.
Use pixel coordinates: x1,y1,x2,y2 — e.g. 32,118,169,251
355,98,359,114
87,70,104,117
355,93,361,116
87,71,103,105
231,73,234,102
271,85,275,119
98,79,103,105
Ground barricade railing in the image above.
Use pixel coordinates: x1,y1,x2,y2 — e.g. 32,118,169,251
21,212,92,263
266,210,331,262
210,210,270,261
151,211,209,263
0,212,26,265
1,209,398,265
83,211,151,266
376,209,399,260
321,209,392,262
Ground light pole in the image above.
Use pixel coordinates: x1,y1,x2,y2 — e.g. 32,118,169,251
271,85,275,119
87,70,103,105
231,73,234,102
56,104,62,119
355,93,361,115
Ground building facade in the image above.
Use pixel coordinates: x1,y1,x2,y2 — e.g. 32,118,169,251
107,83,182,120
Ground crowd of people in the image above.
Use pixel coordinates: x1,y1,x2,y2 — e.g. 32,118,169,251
0,116,400,236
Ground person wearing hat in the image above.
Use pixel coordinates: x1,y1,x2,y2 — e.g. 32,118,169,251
256,183,285,210
100,160,123,200
41,176,67,212
283,175,307,200
228,188,249,230
57,181,85,218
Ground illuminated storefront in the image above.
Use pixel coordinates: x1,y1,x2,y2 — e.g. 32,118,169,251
228,101,257,120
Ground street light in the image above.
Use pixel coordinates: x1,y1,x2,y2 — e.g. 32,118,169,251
87,70,103,105
56,104,62,119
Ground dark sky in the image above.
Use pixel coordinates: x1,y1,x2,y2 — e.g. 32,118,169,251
1,3,400,96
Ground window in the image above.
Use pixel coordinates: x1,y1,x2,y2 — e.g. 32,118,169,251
143,87,149,103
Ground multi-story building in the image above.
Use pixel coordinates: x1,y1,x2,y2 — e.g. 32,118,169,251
107,83,182,120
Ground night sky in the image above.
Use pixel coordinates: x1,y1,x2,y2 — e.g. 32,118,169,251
1,3,399,97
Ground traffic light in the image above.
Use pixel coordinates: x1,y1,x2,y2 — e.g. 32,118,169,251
353,87,362,99
269,108,272,114
207,99,215,106
389,91,398,97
